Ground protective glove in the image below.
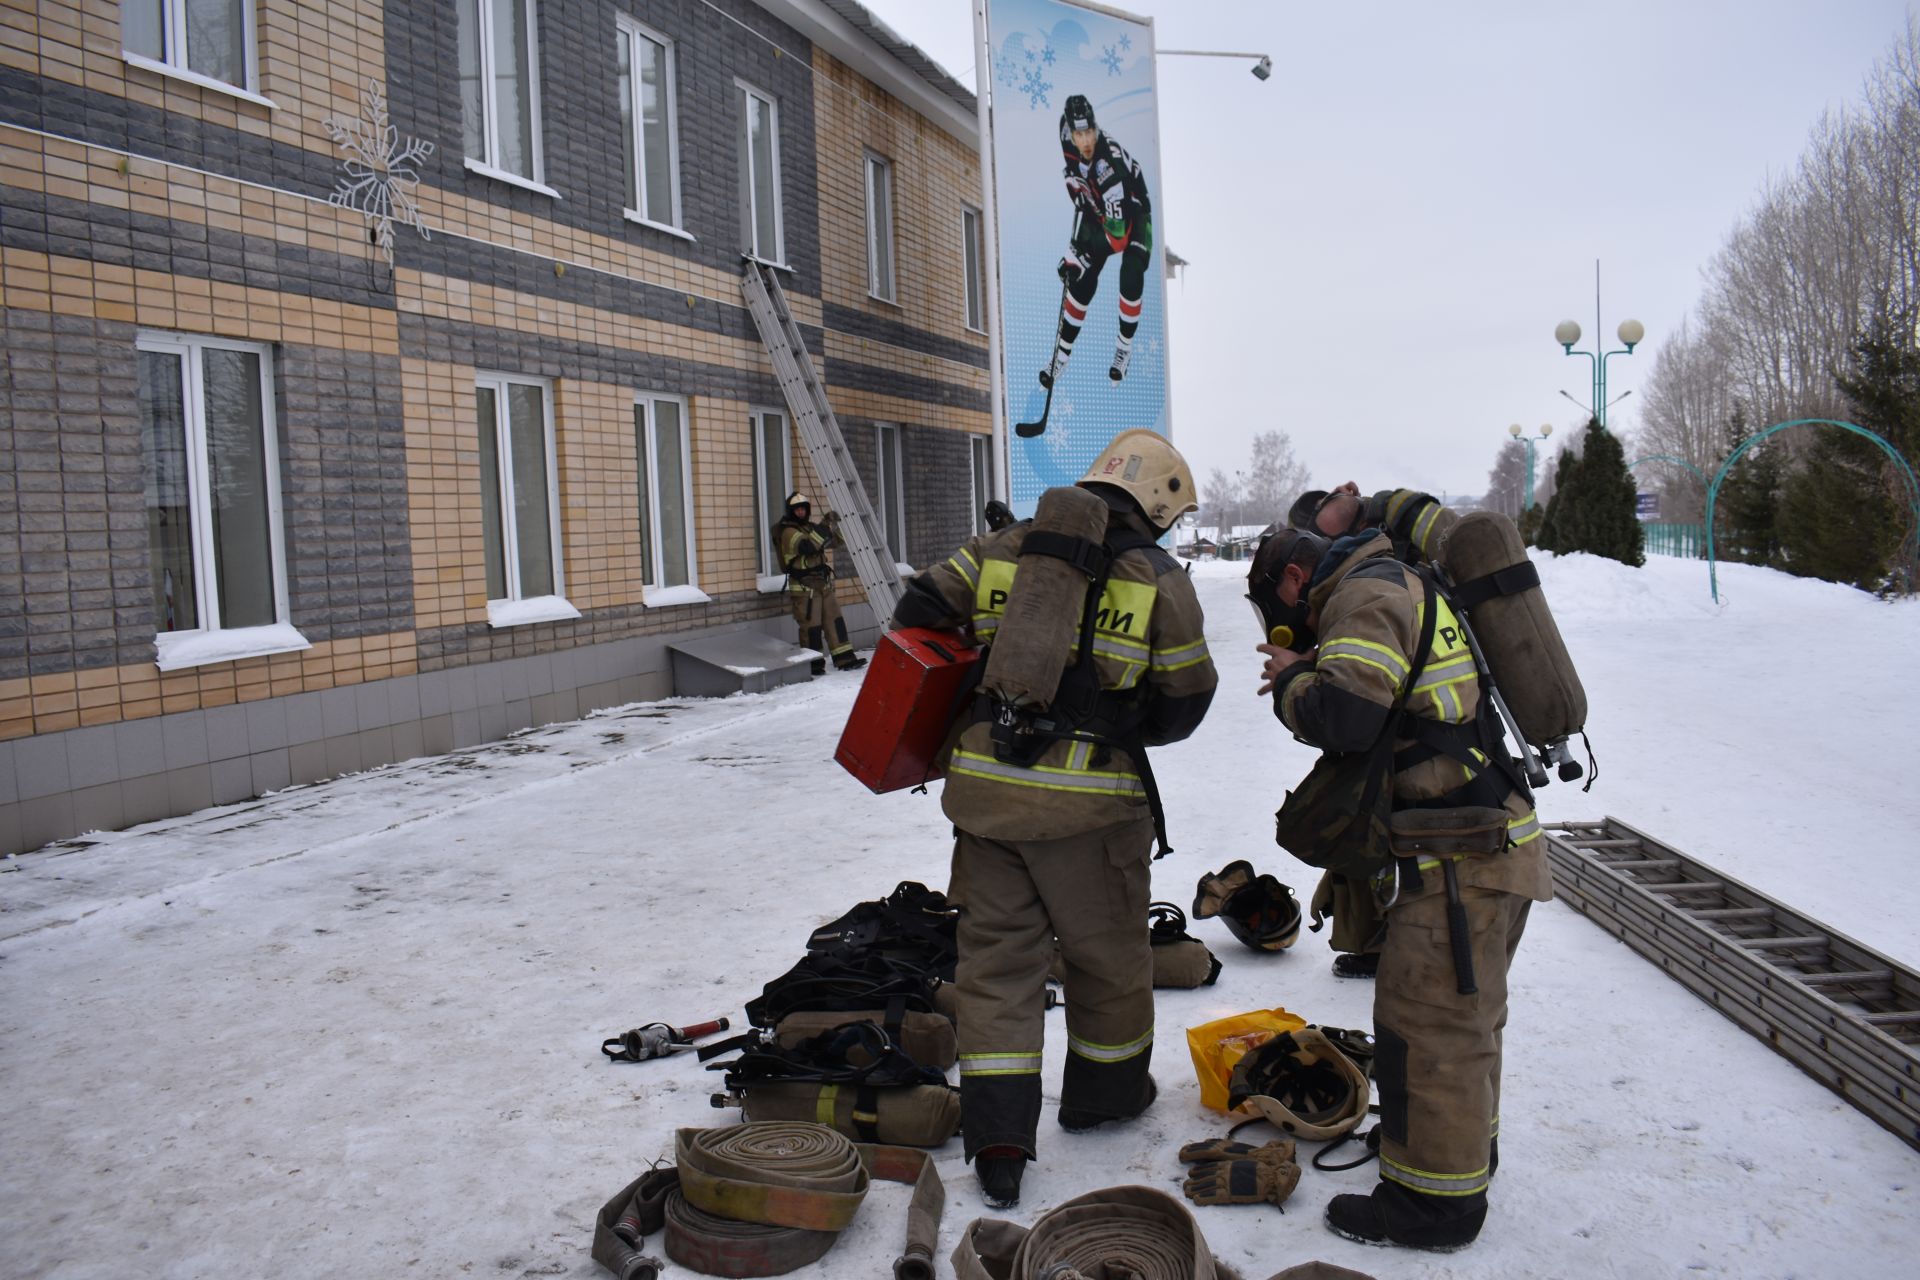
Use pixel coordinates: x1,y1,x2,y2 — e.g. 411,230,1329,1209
1180,1151,1301,1208
1057,248,1091,285
1177,1136,1296,1166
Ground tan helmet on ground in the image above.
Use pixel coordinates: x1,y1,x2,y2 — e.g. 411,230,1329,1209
1077,428,1198,531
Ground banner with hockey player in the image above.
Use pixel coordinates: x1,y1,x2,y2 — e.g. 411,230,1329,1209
984,0,1170,514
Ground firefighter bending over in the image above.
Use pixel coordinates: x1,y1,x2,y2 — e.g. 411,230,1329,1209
774,492,865,676
889,429,1216,1209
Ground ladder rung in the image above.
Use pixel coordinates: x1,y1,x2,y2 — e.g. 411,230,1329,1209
1641,881,1725,894
1860,1011,1920,1026
1566,838,1642,848
1737,936,1828,950
1797,970,1894,987
1691,907,1775,920
1600,859,1681,871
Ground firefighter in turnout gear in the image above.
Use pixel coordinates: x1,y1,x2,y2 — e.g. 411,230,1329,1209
889,429,1216,1210
1043,95,1154,389
1251,528,1551,1252
774,493,865,675
1278,483,1461,981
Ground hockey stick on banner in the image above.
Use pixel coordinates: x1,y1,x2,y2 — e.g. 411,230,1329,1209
1015,276,1070,439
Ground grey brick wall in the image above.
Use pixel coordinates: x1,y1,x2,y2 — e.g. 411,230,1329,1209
0,307,149,679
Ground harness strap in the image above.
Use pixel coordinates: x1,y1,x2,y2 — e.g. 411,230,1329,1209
1017,528,1111,579
1450,560,1540,611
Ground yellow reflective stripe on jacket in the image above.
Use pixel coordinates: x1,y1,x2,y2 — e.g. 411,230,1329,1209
1317,637,1411,684
1508,812,1541,845
1150,636,1211,672
948,547,981,590
971,560,1157,647
1381,1154,1490,1197
1410,501,1443,554
815,1084,840,1124
950,749,1144,797
1067,1028,1154,1063
960,1051,1043,1077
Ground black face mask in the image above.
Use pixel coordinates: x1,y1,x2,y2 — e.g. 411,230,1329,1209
1247,589,1315,653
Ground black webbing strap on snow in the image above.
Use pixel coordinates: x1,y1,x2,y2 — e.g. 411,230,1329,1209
1018,528,1111,579
1449,560,1540,611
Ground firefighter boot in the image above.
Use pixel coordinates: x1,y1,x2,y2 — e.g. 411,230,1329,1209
807,625,827,677
1332,952,1380,980
1058,1074,1157,1133
975,1146,1026,1209
1325,1181,1486,1252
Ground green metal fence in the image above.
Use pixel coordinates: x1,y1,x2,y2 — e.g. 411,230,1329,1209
1643,522,1704,559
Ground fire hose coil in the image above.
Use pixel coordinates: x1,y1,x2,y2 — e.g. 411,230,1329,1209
593,1123,941,1280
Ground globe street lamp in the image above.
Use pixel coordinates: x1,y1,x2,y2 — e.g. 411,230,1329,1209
1508,423,1553,512
1555,314,1644,428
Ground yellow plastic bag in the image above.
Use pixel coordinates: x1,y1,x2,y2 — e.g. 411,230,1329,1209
1185,1007,1308,1112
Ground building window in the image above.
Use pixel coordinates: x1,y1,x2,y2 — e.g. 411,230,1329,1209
635,393,695,589
875,423,905,563
458,0,544,183
738,82,784,264
865,153,896,302
751,408,791,579
970,434,992,535
617,17,681,231
476,374,563,603
962,205,986,333
122,0,254,92
136,332,291,647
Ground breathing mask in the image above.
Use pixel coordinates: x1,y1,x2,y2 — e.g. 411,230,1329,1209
1246,528,1330,652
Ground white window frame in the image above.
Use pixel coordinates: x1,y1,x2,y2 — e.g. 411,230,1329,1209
970,434,992,535
121,0,273,108
865,151,896,303
616,14,690,240
137,330,308,670
962,204,987,334
635,390,705,603
476,372,575,627
874,422,906,565
750,407,792,586
737,79,786,267
461,0,554,196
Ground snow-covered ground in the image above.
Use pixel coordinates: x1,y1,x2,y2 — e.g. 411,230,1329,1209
2,551,1916,1279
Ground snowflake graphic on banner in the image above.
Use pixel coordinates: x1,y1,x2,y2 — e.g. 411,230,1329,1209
1041,45,1056,65
1118,32,1132,52
1100,45,1124,76
1021,63,1053,109
323,79,435,268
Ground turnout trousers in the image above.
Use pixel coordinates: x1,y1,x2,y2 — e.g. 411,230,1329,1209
787,577,854,664
1372,882,1532,1202
950,816,1157,1159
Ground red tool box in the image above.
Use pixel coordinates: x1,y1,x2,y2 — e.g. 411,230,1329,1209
835,627,980,794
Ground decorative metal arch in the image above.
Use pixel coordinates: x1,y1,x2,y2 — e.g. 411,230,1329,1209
1704,418,1919,602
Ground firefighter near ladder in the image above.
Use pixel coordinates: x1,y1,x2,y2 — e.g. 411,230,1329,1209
1248,517,1584,1252
888,429,1217,1211
774,492,866,676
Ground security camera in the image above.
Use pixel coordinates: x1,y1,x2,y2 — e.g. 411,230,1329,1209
1252,55,1272,81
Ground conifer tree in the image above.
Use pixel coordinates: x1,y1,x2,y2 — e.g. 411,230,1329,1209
1535,450,1577,553
1715,405,1785,567
1552,419,1644,566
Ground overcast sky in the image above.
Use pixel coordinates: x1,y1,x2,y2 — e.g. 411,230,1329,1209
862,0,1915,501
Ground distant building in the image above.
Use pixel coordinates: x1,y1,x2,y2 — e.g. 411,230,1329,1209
0,0,993,852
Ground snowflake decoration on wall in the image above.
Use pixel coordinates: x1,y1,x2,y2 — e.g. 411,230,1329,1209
1101,44,1124,76
1021,64,1053,109
323,79,435,268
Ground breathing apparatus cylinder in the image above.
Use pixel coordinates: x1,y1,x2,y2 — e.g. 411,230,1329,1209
979,484,1108,714
1437,511,1588,778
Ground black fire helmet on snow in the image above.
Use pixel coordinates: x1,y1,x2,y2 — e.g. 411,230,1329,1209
1192,859,1301,952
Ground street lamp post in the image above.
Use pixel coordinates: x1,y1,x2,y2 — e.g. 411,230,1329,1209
1158,49,1274,79
1554,264,1643,428
1508,423,1553,512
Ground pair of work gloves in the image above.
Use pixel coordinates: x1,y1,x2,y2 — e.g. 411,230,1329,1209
1178,1136,1301,1210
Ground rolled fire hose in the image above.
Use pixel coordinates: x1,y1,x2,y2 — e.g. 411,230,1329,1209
592,1123,943,1280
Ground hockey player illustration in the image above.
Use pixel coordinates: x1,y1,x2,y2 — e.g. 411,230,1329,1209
1043,94,1153,393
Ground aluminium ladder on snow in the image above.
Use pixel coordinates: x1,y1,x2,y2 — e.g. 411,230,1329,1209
739,258,902,622
1545,817,1920,1152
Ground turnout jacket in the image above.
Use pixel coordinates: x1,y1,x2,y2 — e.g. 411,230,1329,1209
1273,533,1548,903
775,517,840,586
893,512,1215,842
1364,489,1455,567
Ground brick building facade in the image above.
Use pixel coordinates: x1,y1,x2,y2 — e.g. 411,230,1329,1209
0,0,994,853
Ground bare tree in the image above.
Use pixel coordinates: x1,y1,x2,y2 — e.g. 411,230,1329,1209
1485,439,1528,519
1243,429,1311,527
